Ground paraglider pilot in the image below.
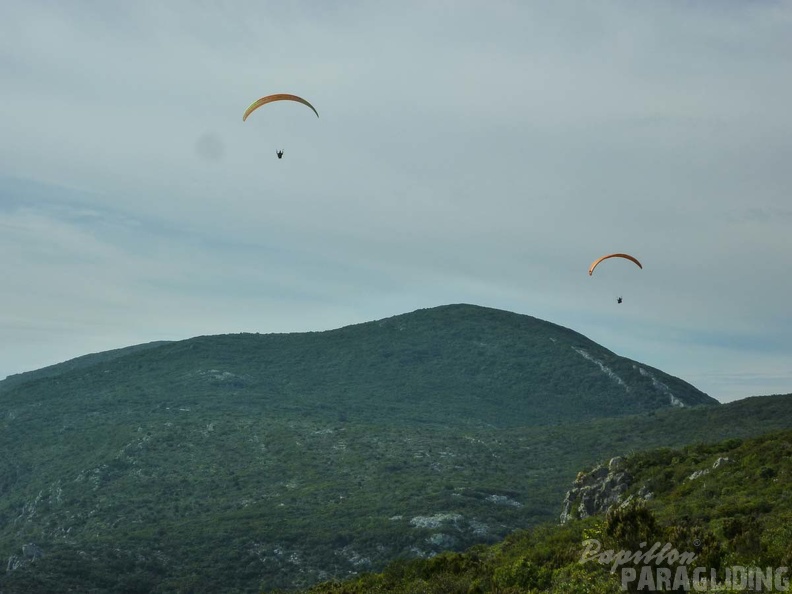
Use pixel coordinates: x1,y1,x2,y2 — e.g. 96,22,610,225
276,150,284,159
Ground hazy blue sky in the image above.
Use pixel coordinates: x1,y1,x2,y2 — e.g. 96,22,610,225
2,1,791,403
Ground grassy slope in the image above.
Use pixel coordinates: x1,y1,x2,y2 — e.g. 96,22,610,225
1,305,784,593
1,394,790,592
299,426,792,594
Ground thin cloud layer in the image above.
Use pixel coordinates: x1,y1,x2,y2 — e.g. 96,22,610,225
1,1,791,402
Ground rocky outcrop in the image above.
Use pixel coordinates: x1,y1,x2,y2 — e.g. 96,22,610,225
6,542,44,573
560,456,634,524
561,453,737,523
687,456,733,481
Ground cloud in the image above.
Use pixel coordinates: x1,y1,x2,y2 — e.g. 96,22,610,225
736,207,792,224
1,2,791,401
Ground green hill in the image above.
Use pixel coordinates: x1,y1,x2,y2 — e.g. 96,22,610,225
297,428,792,593
0,304,715,429
0,304,787,593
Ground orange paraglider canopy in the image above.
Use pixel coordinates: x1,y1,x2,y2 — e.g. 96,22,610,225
242,94,319,121
588,253,642,276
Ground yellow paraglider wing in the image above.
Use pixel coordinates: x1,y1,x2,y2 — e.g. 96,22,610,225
588,253,642,276
242,94,319,121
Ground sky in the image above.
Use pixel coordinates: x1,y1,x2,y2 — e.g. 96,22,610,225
1,1,791,404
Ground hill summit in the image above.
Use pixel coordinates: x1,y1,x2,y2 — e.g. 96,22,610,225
0,304,730,592
2,304,715,429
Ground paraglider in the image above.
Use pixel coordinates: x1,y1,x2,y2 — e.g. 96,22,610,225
243,93,318,159
242,94,319,122
588,253,641,304
588,253,642,276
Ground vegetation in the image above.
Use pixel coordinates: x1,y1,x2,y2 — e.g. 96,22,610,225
0,305,789,592
297,429,792,593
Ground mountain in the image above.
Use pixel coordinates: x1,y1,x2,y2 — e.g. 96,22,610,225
0,304,715,430
0,304,787,593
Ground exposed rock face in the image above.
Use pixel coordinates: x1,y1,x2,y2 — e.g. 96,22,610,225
712,456,732,469
6,542,44,573
560,457,632,524
688,468,710,481
22,543,43,560
687,456,733,481
561,452,737,524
